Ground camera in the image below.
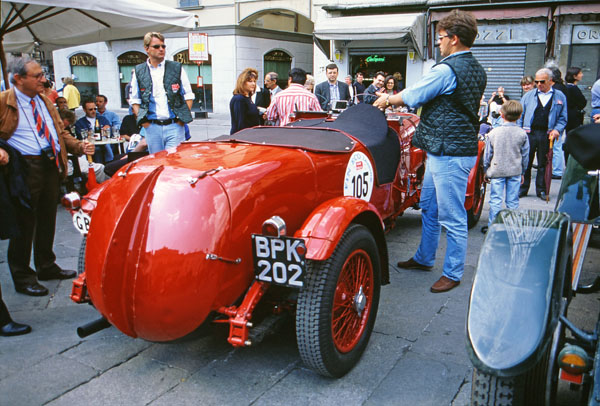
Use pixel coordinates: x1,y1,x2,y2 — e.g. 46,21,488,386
491,111,500,119
41,146,56,162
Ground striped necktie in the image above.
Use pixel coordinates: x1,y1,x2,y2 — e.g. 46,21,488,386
30,98,59,168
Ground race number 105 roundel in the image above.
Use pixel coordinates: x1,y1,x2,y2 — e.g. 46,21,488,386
343,151,374,202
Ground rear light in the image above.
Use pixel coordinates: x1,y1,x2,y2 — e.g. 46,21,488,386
262,216,286,237
62,192,81,210
558,344,591,375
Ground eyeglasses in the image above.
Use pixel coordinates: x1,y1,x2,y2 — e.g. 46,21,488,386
87,107,97,111
150,44,166,49
534,80,546,84
438,34,451,41
25,72,45,80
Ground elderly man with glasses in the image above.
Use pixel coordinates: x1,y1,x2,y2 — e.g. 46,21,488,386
517,68,568,200
130,31,194,153
0,56,94,297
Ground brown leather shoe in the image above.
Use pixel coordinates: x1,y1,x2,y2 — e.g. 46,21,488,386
397,257,433,271
430,276,460,293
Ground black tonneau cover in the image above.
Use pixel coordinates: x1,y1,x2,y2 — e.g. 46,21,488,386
290,104,400,184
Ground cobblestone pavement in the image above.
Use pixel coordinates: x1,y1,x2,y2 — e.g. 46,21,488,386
1,115,598,405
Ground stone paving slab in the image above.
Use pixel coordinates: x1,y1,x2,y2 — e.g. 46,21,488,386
364,352,471,406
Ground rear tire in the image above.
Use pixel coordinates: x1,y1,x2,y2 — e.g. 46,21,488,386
296,224,381,378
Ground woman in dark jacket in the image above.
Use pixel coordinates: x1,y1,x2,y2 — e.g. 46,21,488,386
229,68,260,134
564,67,588,163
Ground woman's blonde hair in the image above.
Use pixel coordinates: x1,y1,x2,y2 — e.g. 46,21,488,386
233,68,258,95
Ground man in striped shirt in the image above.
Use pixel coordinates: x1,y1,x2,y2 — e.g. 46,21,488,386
265,68,322,126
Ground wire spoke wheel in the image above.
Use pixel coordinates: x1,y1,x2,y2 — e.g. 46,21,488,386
332,249,373,353
296,224,381,378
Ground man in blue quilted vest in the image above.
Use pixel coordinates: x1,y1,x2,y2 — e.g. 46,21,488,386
130,32,194,154
374,9,486,293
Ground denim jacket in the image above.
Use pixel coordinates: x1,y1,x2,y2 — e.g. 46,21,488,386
518,89,568,134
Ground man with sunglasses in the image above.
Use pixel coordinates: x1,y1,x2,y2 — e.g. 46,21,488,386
373,9,486,293
130,32,194,153
0,56,95,297
74,99,113,163
517,68,567,200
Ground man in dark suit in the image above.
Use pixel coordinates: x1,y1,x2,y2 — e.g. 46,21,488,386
314,63,350,111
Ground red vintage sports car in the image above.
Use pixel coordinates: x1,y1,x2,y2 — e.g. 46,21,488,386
63,103,486,378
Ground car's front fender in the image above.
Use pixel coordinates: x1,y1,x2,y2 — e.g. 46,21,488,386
466,209,571,377
295,196,389,284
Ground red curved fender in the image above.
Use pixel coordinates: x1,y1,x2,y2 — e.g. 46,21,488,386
464,139,485,210
294,196,384,261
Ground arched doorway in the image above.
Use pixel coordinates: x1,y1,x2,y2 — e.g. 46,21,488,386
264,50,292,90
117,51,147,107
69,53,98,101
173,49,213,112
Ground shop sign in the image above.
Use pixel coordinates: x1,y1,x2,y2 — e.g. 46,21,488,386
70,53,97,67
475,21,546,44
366,55,386,63
117,52,147,66
572,25,600,44
174,50,212,65
264,50,292,62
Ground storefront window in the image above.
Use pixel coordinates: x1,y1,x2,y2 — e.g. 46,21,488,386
173,50,213,112
264,50,292,90
349,52,406,90
569,44,600,119
69,53,98,101
117,51,147,108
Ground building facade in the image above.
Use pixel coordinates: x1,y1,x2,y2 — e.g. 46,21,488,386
50,0,600,117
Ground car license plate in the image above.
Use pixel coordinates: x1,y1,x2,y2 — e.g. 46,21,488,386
72,210,91,234
252,235,306,288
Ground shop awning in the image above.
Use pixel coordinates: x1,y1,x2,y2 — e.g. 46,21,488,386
314,13,425,58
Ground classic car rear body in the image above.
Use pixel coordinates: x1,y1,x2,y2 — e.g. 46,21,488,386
81,105,422,342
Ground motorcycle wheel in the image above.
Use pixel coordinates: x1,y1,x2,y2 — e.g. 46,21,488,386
471,344,552,405
296,224,381,378
467,160,487,229
77,235,87,275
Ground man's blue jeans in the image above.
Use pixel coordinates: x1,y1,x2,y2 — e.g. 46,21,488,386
488,175,520,228
145,122,185,154
413,154,477,282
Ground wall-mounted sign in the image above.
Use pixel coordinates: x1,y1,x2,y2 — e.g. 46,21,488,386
188,32,209,61
366,55,385,63
117,51,147,65
572,25,600,44
69,53,97,67
475,21,546,44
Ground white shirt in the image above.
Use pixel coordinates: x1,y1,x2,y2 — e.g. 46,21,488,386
537,89,553,107
8,88,60,155
129,59,194,120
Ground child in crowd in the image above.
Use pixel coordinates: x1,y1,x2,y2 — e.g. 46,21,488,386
481,100,530,234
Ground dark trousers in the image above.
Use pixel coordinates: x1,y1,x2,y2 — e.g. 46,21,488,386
521,129,550,195
0,284,11,326
7,158,60,287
